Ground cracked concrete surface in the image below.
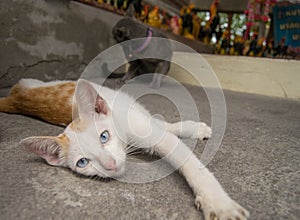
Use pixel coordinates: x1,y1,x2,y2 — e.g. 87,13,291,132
0,0,120,87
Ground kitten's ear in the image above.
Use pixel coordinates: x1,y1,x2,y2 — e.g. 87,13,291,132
20,136,68,166
75,79,110,116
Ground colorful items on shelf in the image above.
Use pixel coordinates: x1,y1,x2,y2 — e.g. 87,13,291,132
192,13,201,40
244,0,277,39
170,16,180,35
147,6,161,28
140,4,149,22
180,4,196,39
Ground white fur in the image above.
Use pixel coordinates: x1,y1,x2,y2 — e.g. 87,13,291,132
20,79,249,220
19,78,72,88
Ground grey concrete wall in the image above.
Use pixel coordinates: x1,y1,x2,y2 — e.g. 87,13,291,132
191,0,248,13
0,0,122,88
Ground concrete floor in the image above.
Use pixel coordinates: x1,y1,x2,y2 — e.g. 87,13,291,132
170,53,300,100
0,83,299,220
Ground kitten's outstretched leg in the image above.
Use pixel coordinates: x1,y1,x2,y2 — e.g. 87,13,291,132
165,121,212,140
154,119,212,140
153,132,249,220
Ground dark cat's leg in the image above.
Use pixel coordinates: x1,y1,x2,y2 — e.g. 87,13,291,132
149,60,170,89
120,60,142,83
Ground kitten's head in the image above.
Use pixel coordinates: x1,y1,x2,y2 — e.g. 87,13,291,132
20,80,127,178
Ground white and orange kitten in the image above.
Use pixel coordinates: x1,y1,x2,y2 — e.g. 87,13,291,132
0,78,249,220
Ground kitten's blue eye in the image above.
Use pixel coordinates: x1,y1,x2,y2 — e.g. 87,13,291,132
76,158,89,168
100,130,110,144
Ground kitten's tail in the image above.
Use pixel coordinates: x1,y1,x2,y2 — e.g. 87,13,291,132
0,96,17,113
0,82,25,113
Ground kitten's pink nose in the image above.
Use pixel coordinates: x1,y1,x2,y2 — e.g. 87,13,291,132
105,159,116,170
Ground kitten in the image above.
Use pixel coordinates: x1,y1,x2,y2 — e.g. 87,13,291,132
0,78,249,220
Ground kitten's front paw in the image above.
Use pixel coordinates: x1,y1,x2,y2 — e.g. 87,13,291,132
192,123,212,140
195,196,249,220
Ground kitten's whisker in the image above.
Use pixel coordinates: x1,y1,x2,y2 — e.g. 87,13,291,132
127,151,141,156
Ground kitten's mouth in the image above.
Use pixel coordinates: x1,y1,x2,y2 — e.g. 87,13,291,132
110,165,126,177
99,164,126,178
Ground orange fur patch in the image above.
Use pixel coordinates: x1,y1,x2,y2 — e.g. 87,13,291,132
9,82,76,125
68,117,88,132
0,97,17,113
56,133,70,156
